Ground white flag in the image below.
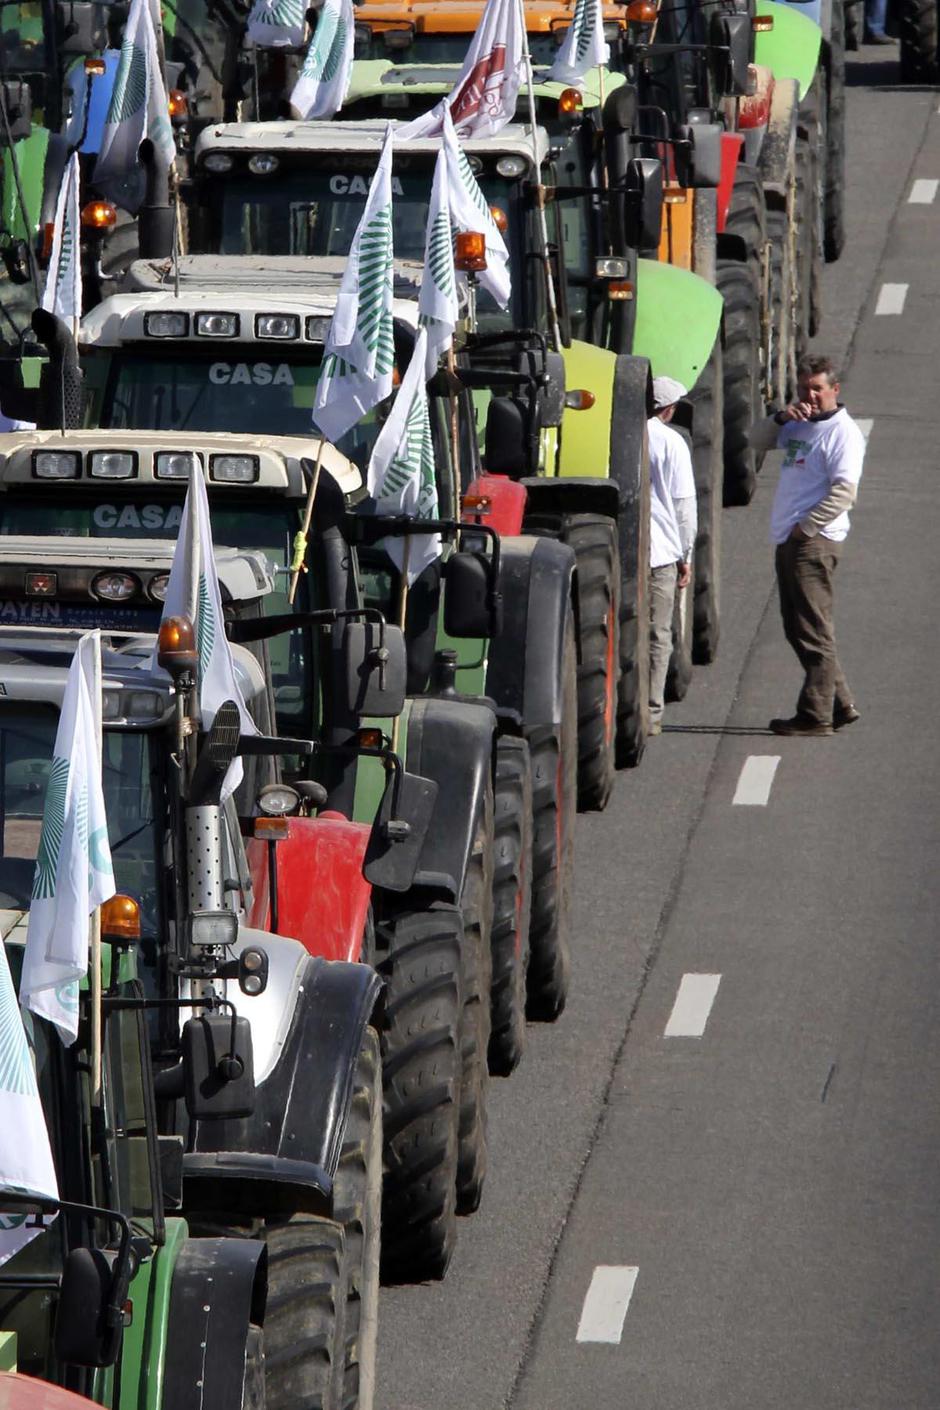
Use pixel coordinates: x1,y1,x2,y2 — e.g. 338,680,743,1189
290,0,354,118
20,634,115,1046
549,0,609,86
246,0,306,47
367,327,441,586
418,148,459,377
93,0,175,198
41,153,82,324
159,462,257,798
443,109,511,309
0,940,59,1267
397,0,524,140
312,125,395,443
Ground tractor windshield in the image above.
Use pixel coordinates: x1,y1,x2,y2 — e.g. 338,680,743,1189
0,703,163,939
352,31,559,64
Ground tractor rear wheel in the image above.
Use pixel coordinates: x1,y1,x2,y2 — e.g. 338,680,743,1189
262,1216,347,1410
687,336,724,665
717,258,762,506
456,780,494,1214
565,514,620,810
900,0,938,80
376,907,462,1281
488,735,533,1076
767,206,795,405
665,557,694,704
526,615,577,1021
613,448,651,770
825,0,847,261
333,1029,382,1410
242,1327,265,1410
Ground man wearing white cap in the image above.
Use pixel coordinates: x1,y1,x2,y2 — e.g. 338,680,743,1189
648,376,697,735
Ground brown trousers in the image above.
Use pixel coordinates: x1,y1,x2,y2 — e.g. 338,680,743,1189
775,534,852,724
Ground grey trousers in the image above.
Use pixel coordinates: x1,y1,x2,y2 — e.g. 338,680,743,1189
650,562,678,722
775,534,852,724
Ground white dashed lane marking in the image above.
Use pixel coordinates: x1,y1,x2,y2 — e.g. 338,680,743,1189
576,1267,639,1344
732,755,780,806
909,179,939,203
875,283,908,315
664,974,722,1038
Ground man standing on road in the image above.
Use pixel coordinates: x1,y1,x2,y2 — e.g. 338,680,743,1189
648,376,697,736
751,355,866,737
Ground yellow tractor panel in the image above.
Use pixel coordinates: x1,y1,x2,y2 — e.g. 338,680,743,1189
657,189,695,271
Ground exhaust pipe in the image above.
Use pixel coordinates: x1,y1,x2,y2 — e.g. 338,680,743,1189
30,307,83,430
137,138,175,260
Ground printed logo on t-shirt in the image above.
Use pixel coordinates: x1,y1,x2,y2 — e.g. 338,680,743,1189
782,438,807,470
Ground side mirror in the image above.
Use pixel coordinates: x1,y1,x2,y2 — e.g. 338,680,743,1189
624,157,664,253
443,550,503,639
679,121,724,188
56,2,109,53
55,1247,125,1367
342,621,407,718
181,1013,255,1120
363,767,438,891
709,12,751,96
0,82,32,144
485,396,528,476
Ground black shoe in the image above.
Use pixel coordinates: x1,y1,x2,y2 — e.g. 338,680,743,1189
864,29,896,42
833,704,861,729
769,713,834,737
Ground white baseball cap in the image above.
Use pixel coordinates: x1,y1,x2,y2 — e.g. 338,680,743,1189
652,375,688,410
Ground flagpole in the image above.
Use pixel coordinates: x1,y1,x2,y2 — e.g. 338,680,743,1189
288,438,327,605
89,630,103,1107
447,344,461,505
390,536,411,755
518,0,562,351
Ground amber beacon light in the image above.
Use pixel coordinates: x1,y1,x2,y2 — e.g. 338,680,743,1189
157,614,198,676
101,894,142,944
455,232,487,272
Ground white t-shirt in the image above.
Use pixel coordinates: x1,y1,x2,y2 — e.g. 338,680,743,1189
648,416,697,569
769,406,866,545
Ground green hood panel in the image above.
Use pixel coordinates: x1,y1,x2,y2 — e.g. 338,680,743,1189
3,127,49,240
633,260,722,393
755,0,822,99
558,340,616,478
346,59,618,109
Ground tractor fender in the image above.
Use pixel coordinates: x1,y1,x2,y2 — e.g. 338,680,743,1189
757,76,801,204
463,472,528,537
633,263,723,392
245,815,372,962
162,1237,267,1410
485,534,576,733
188,952,381,1210
755,1,823,100
404,697,497,899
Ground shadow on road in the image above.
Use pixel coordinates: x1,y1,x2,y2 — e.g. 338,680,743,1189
662,724,776,736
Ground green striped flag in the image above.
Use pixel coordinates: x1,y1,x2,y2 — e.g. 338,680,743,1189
290,0,354,117
93,0,175,201
418,148,459,377
443,107,511,308
41,153,81,324
247,0,306,46
313,124,395,442
20,634,115,1046
367,326,441,585
549,0,609,86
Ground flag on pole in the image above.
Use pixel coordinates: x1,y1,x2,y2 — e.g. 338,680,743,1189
246,0,306,47
418,148,459,377
0,939,59,1268
549,0,609,87
93,0,175,198
396,0,524,139
19,634,115,1047
41,153,82,325
158,462,257,798
367,327,441,585
443,109,512,309
290,0,354,118
312,125,395,443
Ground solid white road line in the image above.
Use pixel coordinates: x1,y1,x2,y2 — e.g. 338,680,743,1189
664,973,722,1038
576,1266,639,1344
856,418,874,441
875,283,908,315
732,755,780,806
909,179,939,203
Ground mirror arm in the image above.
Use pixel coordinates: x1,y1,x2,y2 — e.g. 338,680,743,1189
0,1195,133,1331
226,605,385,645
236,733,315,757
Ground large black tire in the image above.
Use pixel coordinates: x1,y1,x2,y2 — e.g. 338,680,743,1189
614,446,651,770
767,206,796,406
899,0,938,80
566,514,620,810
333,1029,382,1410
824,0,847,262
665,558,694,704
526,614,578,1022
722,162,767,397
488,735,533,1077
376,907,463,1282
242,1326,265,1410
455,780,494,1215
717,258,762,506
686,336,724,666
262,1216,347,1410
796,77,824,349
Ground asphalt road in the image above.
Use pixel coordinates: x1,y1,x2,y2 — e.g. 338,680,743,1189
376,46,940,1409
